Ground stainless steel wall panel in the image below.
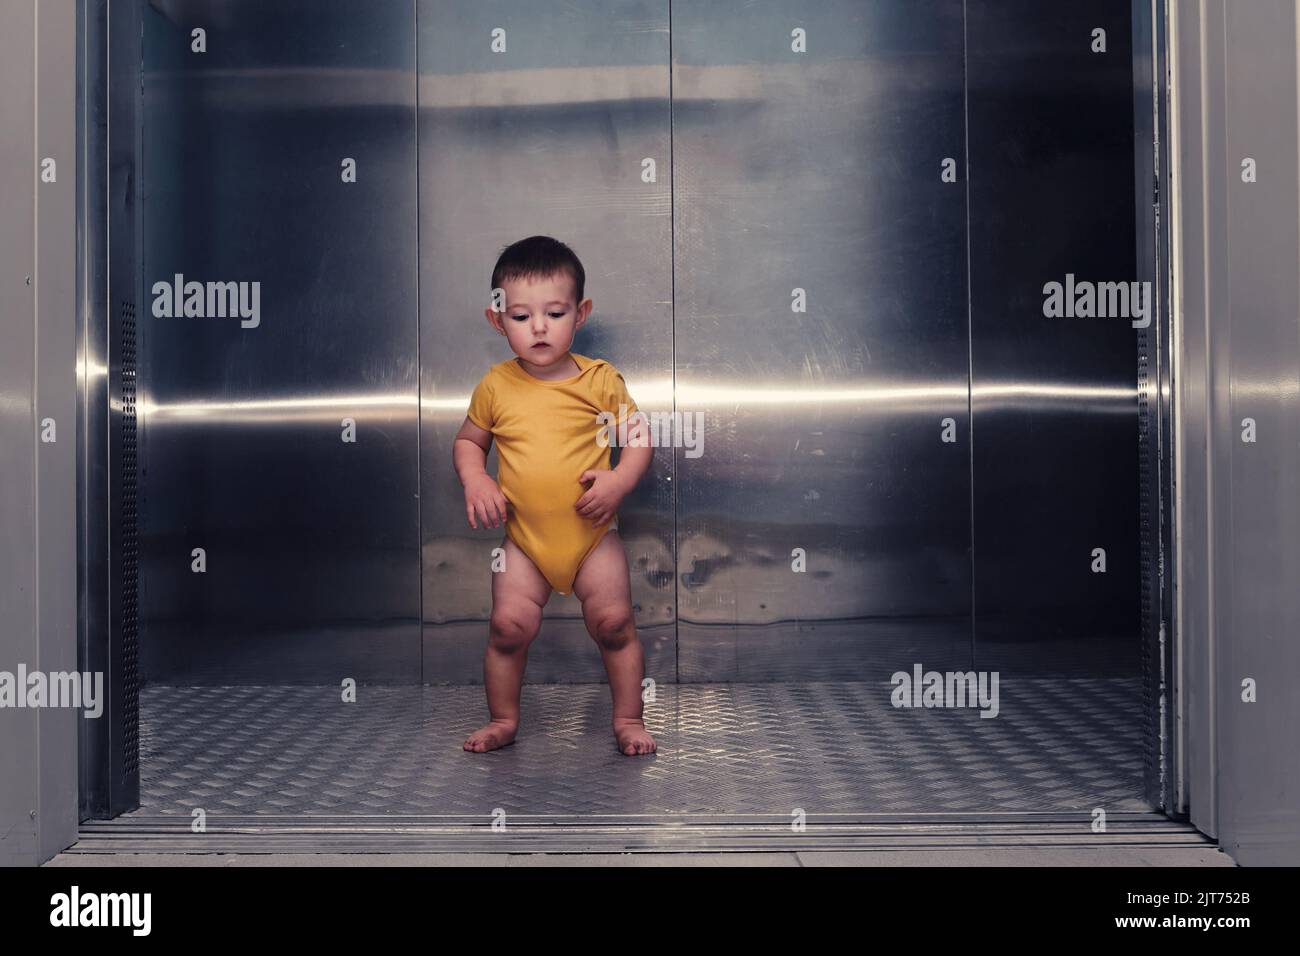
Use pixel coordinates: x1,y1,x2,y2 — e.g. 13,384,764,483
122,0,1156,703
1171,0,1300,866
967,0,1141,675
1,0,83,864
672,1,973,680
1217,0,1300,867
0,0,40,866
139,0,421,681
36,0,82,855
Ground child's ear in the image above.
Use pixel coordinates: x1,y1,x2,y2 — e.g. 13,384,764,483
574,298,593,328
484,307,505,334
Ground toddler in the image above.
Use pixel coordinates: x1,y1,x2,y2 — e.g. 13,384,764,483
454,236,656,756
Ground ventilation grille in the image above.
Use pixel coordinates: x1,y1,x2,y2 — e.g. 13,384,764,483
1135,318,1159,798
120,298,140,776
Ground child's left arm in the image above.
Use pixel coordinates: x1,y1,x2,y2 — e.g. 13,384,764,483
576,417,651,525
575,364,653,525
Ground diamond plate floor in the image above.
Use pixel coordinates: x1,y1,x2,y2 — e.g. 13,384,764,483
113,679,1149,817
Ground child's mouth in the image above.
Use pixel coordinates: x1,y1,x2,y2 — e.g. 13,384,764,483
531,343,548,349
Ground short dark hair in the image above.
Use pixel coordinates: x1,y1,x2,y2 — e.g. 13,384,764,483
490,235,585,305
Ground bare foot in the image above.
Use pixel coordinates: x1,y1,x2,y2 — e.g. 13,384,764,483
613,717,656,756
464,719,518,753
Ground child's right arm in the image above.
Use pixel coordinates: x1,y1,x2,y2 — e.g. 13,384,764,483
454,417,508,529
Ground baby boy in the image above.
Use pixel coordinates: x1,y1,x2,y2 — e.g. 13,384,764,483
453,235,657,756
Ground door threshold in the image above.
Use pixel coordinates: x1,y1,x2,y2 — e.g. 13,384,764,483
69,812,1209,854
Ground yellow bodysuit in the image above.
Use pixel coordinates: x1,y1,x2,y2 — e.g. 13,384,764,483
466,352,639,595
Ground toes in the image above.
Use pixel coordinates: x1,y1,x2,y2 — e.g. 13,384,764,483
619,736,655,756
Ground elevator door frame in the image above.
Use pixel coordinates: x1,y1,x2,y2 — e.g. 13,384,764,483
72,0,1181,832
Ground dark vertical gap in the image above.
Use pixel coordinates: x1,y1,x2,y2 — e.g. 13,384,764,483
75,0,86,818
1134,0,1164,811
414,0,424,683
668,0,678,683
130,0,144,786
963,0,977,671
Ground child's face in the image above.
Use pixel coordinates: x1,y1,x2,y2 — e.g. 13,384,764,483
485,272,592,367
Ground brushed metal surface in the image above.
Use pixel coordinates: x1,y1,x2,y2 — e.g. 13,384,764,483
0,0,39,864
139,0,422,681
1214,0,1300,866
967,0,1141,674
131,3,1147,705
672,1,973,680
70,813,1206,855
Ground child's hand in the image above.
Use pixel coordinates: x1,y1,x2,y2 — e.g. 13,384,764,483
575,469,629,526
464,473,509,529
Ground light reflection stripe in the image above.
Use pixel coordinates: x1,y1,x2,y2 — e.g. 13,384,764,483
141,380,1136,418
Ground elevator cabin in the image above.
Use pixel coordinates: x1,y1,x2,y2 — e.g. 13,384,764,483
79,0,1179,848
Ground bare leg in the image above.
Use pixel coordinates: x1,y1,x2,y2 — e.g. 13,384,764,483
573,530,657,756
464,535,552,753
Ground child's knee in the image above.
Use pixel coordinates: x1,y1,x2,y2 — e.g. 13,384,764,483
589,606,635,651
489,606,540,653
